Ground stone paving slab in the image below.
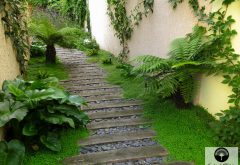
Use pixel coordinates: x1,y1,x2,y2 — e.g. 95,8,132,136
79,130,156,146
63,146,168,165
87,109,143,119
82,101,142,111
87,118,150,130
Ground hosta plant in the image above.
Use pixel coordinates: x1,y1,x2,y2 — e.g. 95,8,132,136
0,77,89,152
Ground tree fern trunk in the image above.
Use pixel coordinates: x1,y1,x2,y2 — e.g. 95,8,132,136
46,44,56,64
172,90,192,109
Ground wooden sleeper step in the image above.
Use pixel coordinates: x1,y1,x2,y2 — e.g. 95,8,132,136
79,130,156,146
87,109,142,119
87,118,150,130
63,146,168,165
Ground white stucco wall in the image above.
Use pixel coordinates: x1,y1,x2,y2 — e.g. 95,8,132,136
89,0,200,59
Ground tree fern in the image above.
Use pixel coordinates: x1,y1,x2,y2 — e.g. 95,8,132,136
134,25,216,105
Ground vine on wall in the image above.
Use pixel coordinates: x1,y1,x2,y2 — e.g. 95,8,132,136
0,0,29,73
107,0,154,61
169,0,240,147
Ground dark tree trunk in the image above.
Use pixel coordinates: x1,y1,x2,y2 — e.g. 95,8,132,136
46,44,56,64
172,90,192,109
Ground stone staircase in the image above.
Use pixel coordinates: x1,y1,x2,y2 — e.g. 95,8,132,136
56,48,193,165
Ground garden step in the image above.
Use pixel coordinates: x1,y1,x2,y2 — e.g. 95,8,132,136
80,91,123,98
83,101,142,111
63,146,168,165
87,118,150,130
60,80,106,85
87,109,143,119
69,73,106,78
69,75,105,79
84,95,123,101
67,71,105,75
78,88,122,96
66,85,118,91
64,78,105,84
161,162,195,165
79,130,156,146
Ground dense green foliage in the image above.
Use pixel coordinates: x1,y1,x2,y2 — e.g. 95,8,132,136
0,0,29,73
28,0,90,31
88,50,216,164
0,140,25,165
169,0,240,148
107,0,154,60
30,41,45,57
133,26,215,106
0,77,89,152
58,28,99,51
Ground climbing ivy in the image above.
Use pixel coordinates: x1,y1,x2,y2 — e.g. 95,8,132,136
0,0,29,73
107,0,154,61
169,0,240,147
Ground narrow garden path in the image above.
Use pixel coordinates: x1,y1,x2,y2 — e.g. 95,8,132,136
56,48,191,165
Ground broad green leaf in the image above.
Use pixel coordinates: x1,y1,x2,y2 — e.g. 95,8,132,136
0,101,28,127
6,140,25,165
0,140,25,165
68,95,87,106
40,113,75,128
7,84,25,98
22,122,38,136
40,134,61,152
47,105,89,124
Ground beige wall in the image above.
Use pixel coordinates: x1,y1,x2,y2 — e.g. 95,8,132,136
196,0,240,115
89,0,239,115
88,0,199,59
0,13,21,140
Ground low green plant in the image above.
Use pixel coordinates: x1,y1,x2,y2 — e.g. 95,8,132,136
0,139,25,165
0,77,89,152
211,108,240,149
86,49,99,56
116,62,135,77
30,41,46,57
102,58,112,65
83,38,100,50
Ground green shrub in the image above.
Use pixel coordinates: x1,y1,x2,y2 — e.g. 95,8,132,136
0,77,89,152
0,140,25,165
102,58,112,65
211,108,240,148
30,41,45,57
83,39,100,50
86,49,99,56
116,62,135,77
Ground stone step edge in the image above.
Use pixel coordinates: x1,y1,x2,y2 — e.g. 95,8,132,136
87,109,143,119
83,102,142,111
87,118,150,130
63,145,168,165
79,130,156,146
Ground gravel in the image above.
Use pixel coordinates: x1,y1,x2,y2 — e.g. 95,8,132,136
92,125,151,135
110,157,163,165
80,138,158,154
90,115,139,123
